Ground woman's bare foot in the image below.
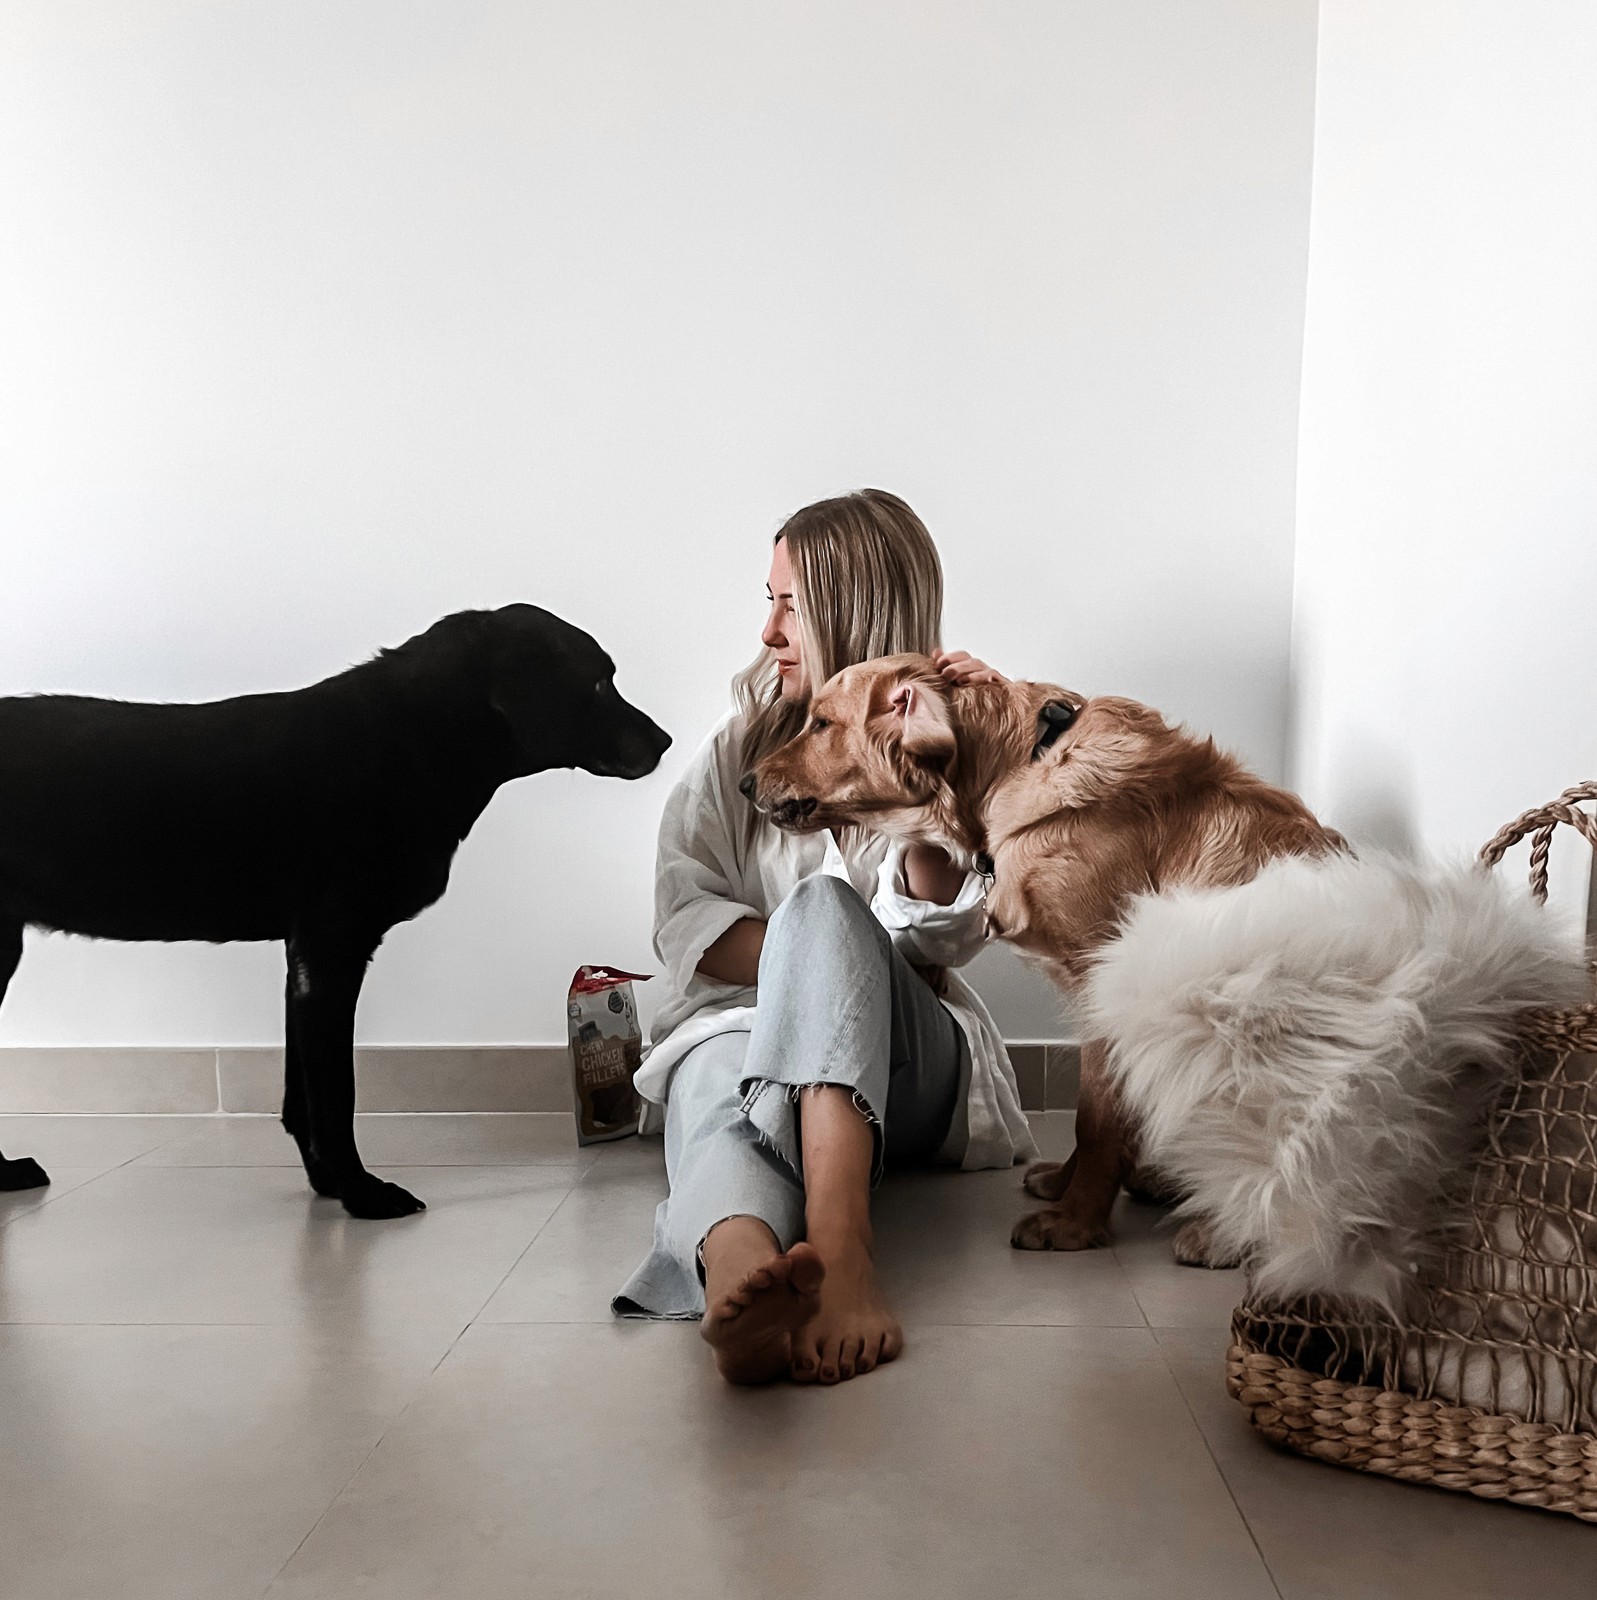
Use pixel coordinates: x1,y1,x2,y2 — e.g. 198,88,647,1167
701,1223,826,1385
789,1230,903,1385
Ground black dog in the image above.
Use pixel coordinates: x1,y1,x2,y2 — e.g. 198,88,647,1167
0,605,670,1217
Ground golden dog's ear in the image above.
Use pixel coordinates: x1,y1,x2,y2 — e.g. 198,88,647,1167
887,677,955,767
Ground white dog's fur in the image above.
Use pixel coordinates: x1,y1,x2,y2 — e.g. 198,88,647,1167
1085,853,1589,1311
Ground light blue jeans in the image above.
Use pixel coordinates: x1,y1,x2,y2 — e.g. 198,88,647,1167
613,875,967,1319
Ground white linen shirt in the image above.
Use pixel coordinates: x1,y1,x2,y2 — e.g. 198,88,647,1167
637,715,1036,1170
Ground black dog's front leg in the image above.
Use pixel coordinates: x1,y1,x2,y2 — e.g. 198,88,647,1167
286,928,424,1220
0,921,47,1191
281,958,339,1199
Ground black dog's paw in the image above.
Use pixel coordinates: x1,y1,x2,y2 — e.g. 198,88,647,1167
339,1175,426,1219
283,1128,346,1199
286,1140,343,1199
0,1155,50,1192
297,1157,343,1199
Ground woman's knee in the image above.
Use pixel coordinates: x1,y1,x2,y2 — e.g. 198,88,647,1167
767,873,883,953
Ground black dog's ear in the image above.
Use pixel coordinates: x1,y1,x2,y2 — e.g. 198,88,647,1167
480,606,583,766
489,675,541,758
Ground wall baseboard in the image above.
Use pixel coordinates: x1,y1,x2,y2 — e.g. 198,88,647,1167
0,1043,1080,1115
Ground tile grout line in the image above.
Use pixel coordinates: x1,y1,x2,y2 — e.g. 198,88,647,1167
454,1171,590,1332
1105,1237,1153,1332
1036,1112,1151,1331
259,1168,591,1595
452,1316,1161,1329
0,1119,204,1229
0,1318,442,1327
256,1324,477,1600
1150,1326,1285,1600
0,1318,1163,1330
1,1044,1079,1117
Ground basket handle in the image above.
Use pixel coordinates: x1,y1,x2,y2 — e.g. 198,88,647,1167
1478,781,1597,904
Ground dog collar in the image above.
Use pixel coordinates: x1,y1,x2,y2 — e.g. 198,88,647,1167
975,849,996,882
1030,700,1078,761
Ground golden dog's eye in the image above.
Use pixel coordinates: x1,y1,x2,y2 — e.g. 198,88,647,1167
811,717,829,732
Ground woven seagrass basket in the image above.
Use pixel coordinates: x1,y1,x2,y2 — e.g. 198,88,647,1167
1227,782,1597,1521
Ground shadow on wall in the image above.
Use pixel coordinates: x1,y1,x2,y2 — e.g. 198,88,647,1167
1309,737,1596,934
1316,736,1421,858
962,940,1079,1042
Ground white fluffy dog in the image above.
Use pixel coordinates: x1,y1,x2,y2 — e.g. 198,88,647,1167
1085,853,1589,1311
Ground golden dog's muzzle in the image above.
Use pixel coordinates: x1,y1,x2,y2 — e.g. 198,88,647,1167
739,772,819,830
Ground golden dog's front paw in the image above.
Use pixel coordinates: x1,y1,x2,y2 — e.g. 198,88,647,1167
1170,1218,1242,1269
1022,1160,1072,1202
1010,1207,1110,1252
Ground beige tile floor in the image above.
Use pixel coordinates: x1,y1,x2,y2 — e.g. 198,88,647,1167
1,1113,1593,1599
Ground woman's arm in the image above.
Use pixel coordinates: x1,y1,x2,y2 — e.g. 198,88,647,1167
696,917,766,986
872,843,989,971
902,843,968,906
653,729,767,996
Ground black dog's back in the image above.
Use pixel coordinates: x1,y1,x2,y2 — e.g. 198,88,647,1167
7,691,299,937
0,676,479,943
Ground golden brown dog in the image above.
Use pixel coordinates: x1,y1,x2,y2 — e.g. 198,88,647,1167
750,652,1344,1257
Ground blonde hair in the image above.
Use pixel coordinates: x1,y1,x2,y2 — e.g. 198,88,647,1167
734,489,945,786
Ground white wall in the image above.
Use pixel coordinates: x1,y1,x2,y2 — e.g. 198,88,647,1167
0,0,1317,1046
1290,1,1597,917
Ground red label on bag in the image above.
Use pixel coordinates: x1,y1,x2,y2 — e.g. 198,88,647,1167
569,965,652,996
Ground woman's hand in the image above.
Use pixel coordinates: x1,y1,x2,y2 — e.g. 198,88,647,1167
935,650,1008,686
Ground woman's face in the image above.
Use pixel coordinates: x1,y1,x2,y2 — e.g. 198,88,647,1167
762,537,806,702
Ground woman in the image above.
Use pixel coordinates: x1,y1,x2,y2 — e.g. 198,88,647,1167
613,490,1035,1384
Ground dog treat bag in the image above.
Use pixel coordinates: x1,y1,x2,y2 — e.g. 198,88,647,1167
567,966,650,1145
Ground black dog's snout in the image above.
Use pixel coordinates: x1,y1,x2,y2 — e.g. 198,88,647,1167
738,773,757,800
